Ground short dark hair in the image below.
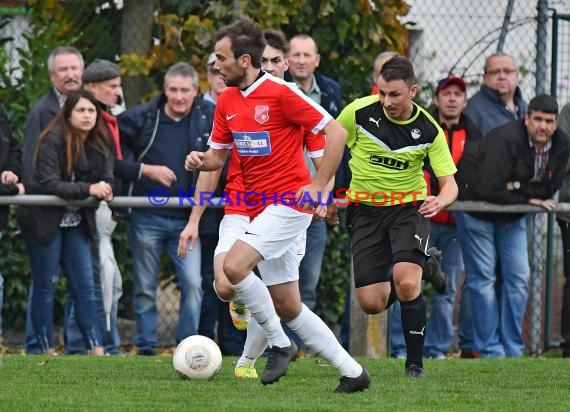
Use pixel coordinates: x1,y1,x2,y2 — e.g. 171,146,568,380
216,20,265,69
527,94,558,115
379,55,416,86
263,29,289,56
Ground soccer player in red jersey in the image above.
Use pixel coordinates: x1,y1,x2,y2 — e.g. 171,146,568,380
184,20,370,393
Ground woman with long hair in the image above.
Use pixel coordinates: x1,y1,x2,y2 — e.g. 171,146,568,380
17,89,114,355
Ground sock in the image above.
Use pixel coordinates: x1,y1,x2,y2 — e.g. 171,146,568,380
400,294,426,368
386,275,398,308
287,304,363,378
212,280,231,303
236,318,267,367
232,274,290,348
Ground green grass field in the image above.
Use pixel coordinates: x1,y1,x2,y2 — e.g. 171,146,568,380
0,355,568,411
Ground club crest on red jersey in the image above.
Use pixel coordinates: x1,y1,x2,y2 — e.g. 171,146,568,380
254,105,269,124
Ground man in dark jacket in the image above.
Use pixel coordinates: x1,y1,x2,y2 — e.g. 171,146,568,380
118,62,215,355
456,94,569,358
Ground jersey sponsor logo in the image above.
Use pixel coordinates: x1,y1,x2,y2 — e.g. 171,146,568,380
369,154,409,170
411,128,421,140
226,113,237,120
409,326,425,336
369,116,382,127
233,131,271,156
254,105,269,124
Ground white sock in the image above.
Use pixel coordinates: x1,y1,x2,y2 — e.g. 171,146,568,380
287,304,363,378
232,274,290,348
236,318,268,367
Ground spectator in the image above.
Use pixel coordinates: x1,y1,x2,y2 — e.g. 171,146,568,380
555,101,570,358
16,90,114,356
196,53,245,355
0,102,24,350
65,59,129,355
464,52,528,136
457,94,569,357
21,46,84,354
202,52,228,105
456,52,528,358
118,62,214,356
370,51,398,95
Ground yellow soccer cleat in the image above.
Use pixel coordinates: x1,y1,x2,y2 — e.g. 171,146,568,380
234,363,258,379
229,301,251,331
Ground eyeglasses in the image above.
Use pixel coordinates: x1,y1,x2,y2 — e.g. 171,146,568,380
485,68,517,76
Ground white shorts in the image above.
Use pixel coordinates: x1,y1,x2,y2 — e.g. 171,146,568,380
239,205,312,286
214,214,250,257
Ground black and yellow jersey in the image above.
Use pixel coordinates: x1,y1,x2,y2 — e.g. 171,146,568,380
337,95,456,206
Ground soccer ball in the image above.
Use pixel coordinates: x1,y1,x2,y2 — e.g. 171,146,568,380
173,335,222,380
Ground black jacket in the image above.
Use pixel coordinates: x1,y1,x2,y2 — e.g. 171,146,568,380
466,119,570,223
0,104,22,230
16,129,114,244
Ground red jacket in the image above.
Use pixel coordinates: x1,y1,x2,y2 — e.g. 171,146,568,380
424,111,482,225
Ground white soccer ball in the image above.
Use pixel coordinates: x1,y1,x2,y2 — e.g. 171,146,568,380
173,335,222,380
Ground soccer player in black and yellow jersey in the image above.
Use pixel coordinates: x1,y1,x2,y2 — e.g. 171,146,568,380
337,55,458,378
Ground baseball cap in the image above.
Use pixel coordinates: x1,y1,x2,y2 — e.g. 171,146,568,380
436,76,466,95
83,59,121,83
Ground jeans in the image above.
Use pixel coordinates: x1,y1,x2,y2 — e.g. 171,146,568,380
556,218,570,355
299,219,327,311
129,210,202,352
284,219,327,347
455,212,529,357
65,231,123,354
24,226,102,351
424,222,463,357
198,232,245,355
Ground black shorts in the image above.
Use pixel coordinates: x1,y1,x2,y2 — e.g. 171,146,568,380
346,202,430,288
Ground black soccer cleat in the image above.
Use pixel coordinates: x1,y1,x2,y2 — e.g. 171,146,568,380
404,363,426,379
260,341,298,385
334,367,371,394
426,247,449,294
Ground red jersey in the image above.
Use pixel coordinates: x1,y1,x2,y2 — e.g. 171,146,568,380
210,73,330,218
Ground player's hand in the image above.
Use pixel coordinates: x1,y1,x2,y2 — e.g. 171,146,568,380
418,195,442,219
177,221,199,258
295,183,326,211
142,164,177,187
185,151,206,171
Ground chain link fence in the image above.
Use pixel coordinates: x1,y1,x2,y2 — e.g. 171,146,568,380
1,0,569,353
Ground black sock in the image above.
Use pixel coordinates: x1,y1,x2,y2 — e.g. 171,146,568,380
400,293,426,368
386,276,398,308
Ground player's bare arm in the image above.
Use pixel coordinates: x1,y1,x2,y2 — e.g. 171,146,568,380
419,174,458,219
296,120,347,210
178,168,223,258
185,147,228,172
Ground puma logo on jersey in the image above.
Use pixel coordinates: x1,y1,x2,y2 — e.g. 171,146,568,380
414,234,423,244
226,114,237,120
409,326,425,336
369,116,382,127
